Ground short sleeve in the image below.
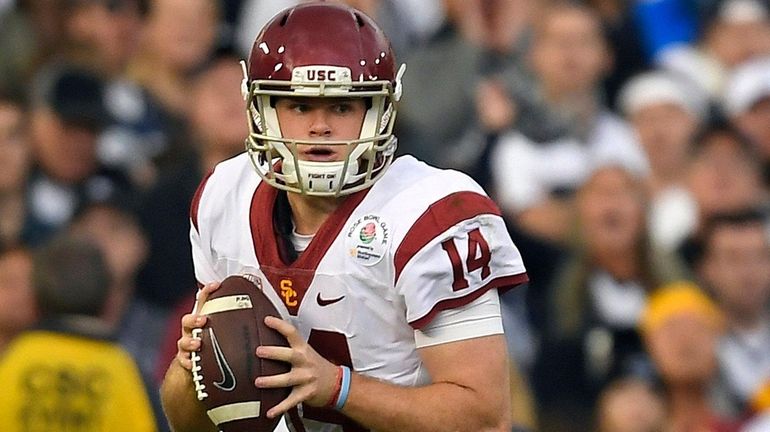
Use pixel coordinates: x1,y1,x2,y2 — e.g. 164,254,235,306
189,169,223,285
393,191,528,329
190,223,221,285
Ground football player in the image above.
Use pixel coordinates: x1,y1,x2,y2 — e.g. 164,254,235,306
160,2,528,431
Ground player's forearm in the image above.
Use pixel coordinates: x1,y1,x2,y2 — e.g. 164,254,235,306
160,359,217,432
340,373,512,432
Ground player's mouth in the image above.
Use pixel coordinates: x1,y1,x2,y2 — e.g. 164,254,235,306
301,145,342,162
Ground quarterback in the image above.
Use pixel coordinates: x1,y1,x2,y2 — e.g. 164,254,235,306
160,2,528,432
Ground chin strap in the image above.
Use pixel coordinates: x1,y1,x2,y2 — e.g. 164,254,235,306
282,159,359,195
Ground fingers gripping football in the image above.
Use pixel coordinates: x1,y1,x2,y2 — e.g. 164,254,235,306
256,316,342,418
175,282,220,370
192,276,291,432
176,313,204,370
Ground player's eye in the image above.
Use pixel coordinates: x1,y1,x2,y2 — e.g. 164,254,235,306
331,102,354,114
289,102,311,113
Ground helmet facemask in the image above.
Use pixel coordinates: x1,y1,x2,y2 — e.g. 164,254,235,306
242,61,405,197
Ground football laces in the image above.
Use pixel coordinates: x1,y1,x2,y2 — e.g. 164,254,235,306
191,327,208,400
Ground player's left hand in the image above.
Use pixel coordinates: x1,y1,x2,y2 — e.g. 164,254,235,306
175,281,221,371
255,316,341,418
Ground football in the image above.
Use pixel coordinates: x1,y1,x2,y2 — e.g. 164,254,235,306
191,275,291,432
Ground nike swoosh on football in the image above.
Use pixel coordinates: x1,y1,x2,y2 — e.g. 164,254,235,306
316,293,345,307
209,328,237,391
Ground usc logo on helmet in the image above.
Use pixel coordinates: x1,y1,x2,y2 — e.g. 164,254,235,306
292,66,352,84
308,69,336,81
280,279,297,307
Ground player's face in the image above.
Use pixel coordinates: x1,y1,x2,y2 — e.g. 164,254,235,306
274,97,367,162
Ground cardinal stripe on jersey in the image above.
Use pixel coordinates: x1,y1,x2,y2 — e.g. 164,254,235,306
249,182,370,316
409,273,529,329
394,191,502,284
190,169,215,232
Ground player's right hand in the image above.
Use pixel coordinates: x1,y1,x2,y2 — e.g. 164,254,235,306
176,281,221,370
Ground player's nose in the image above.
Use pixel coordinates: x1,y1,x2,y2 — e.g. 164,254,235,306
308,112,332,138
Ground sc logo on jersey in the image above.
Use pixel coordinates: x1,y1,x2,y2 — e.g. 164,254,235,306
280,279,297,307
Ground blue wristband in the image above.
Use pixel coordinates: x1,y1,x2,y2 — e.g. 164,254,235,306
334,366,351,410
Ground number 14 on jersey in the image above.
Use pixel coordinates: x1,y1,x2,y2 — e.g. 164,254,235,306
440,228,492,291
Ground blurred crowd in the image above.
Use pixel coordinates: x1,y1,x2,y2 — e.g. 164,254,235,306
0,0,769,431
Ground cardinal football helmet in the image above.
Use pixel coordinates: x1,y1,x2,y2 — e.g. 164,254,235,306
242,2,405,196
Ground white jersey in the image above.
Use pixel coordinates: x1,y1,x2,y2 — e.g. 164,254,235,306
190,154,528,431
